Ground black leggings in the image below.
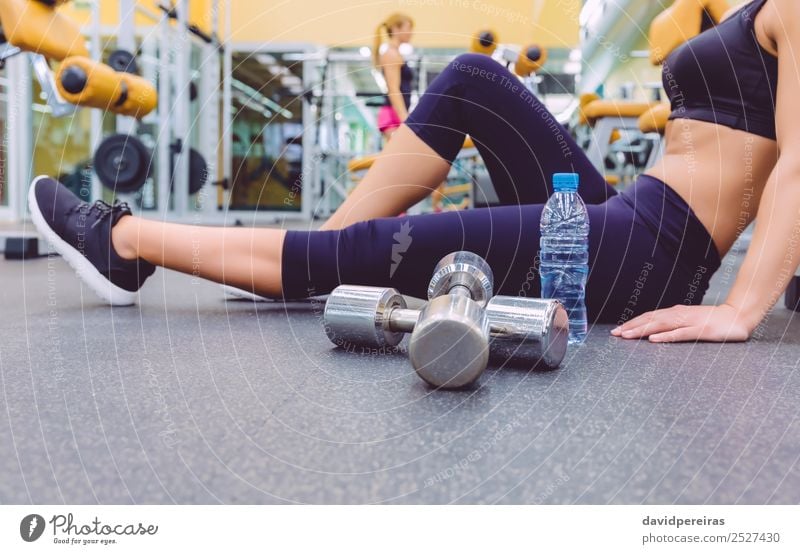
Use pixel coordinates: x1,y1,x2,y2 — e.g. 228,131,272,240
282,54,721,324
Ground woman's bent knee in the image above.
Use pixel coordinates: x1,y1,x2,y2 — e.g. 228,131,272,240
449,53,502,76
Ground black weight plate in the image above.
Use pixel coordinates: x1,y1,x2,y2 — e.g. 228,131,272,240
93,134,151,193
189,148,208,195
108,49,139,74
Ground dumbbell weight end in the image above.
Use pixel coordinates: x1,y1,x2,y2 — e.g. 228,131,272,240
323,286,415,348
485,296,569,369
409,294,491,389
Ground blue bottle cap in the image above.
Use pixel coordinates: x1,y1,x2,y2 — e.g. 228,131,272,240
553,173,579,192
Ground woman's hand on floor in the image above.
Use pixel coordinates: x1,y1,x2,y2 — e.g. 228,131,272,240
610,304,752,343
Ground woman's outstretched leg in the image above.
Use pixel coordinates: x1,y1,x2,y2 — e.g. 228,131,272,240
111,216,286,297
28,176,286,304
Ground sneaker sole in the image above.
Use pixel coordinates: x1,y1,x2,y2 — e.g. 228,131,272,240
221,284,271,302
28,176,138,306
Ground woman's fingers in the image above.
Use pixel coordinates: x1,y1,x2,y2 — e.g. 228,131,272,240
611,306,681,335
618,318,679,339
618,311,657,330
649,326,702,343
611,306,687,338
610,313,656,336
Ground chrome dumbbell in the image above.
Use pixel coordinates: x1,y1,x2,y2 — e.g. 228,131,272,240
409,252,569,386
323,254,568,389
323,284,568,388
484,295,568,369
408,251,495,388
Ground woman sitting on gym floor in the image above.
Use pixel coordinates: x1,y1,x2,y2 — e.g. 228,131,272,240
29,0,799,343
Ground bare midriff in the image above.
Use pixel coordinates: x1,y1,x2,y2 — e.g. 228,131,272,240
644,118,778,258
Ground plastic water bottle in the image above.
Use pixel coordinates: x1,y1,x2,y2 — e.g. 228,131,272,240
540,173,589,344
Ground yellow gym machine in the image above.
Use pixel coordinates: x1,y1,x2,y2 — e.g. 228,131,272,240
0,0,158,227
0,0,226,224
469,29,549,96
0,0,157,118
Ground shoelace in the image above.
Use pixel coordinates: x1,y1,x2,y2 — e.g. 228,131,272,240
65,200,130,229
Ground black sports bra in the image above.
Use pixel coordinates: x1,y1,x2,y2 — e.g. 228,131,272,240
383,61,415,109
662,0,779,140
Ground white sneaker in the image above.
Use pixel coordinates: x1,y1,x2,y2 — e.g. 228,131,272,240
28,176,155,306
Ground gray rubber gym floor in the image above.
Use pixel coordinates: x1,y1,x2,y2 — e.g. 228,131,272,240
1,236,799,504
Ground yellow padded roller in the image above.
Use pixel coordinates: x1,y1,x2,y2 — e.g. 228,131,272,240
348,137,476,173
56,57,157,118
638,103,671,134
649,0,729,65
470,30,498,56
577,93,601,124
514,45,548,77
56,57,126,111
347,154,379,173
0,0,88,61
580,93,600,108
441,183,471,195
117,72,158,117
579,100,657,126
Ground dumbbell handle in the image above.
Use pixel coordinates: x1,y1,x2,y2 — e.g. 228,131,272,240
385,307,420,333
447,284,473,298
384,285,472,333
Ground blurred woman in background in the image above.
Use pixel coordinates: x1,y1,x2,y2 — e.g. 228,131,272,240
374,13,415,140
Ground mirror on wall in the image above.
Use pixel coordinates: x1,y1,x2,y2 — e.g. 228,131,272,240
228,51,304,212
